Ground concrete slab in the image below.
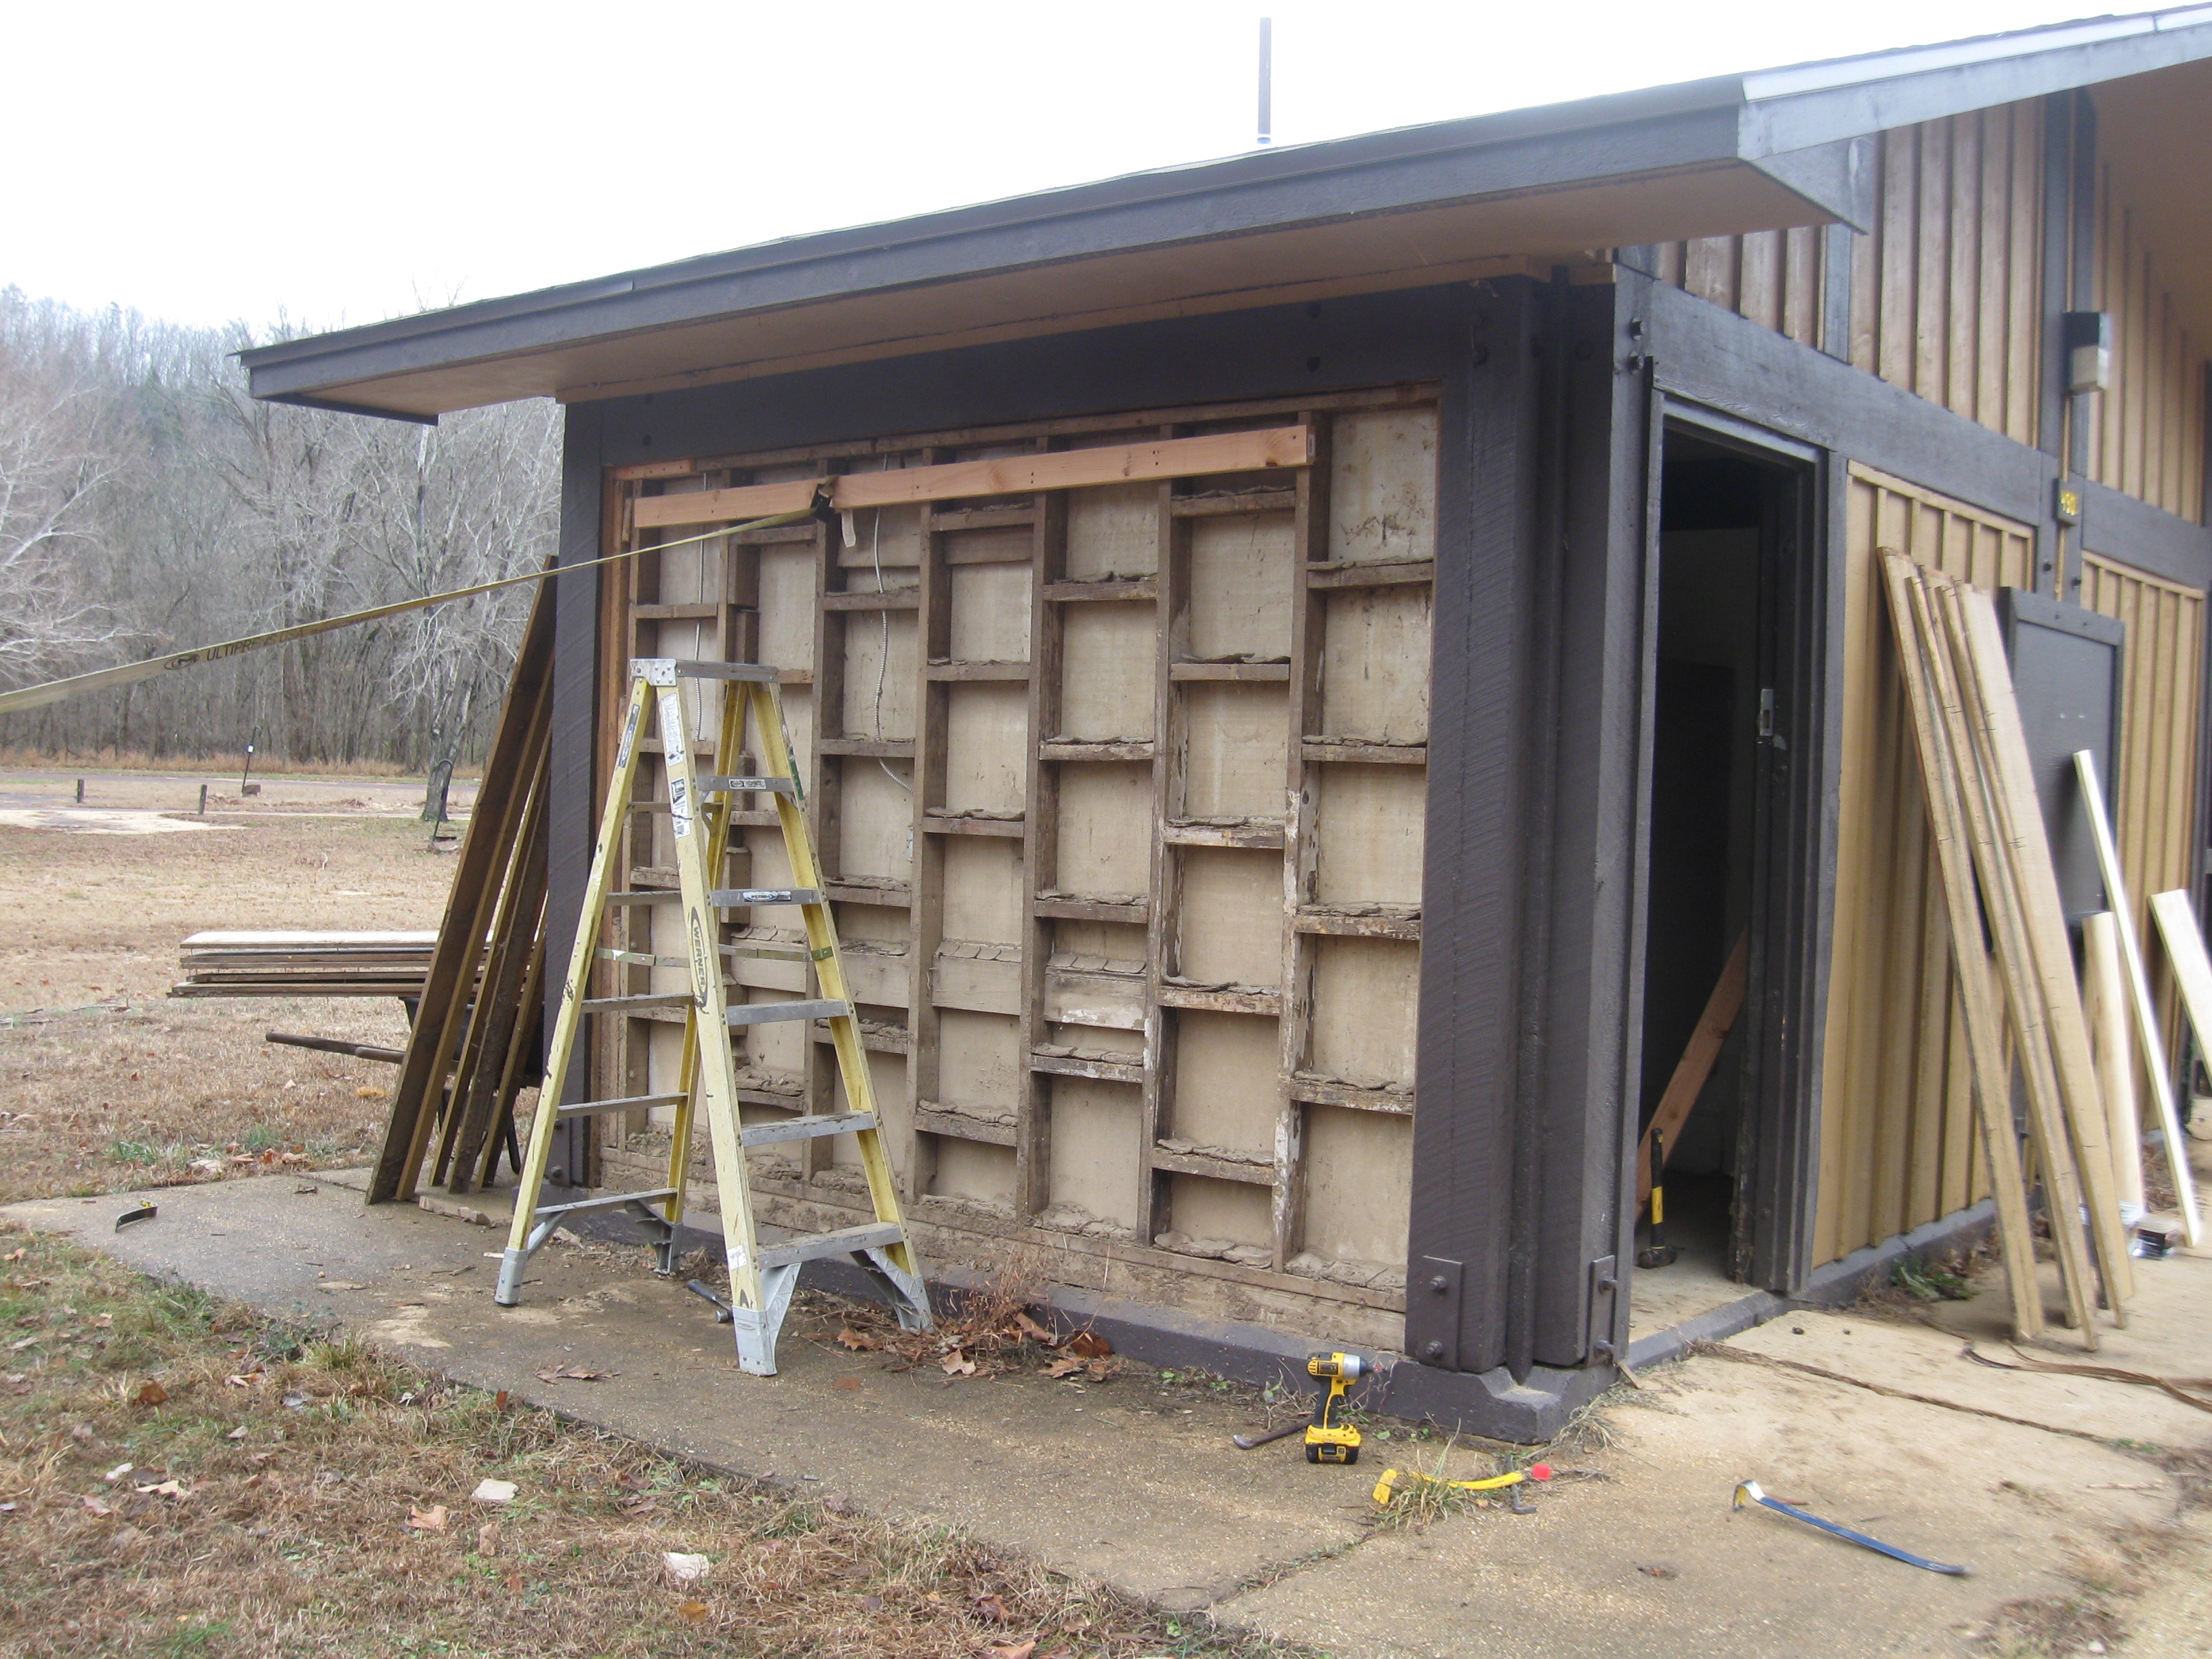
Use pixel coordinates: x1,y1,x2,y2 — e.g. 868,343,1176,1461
5,1174,1369,1610
10,1172,2210,1657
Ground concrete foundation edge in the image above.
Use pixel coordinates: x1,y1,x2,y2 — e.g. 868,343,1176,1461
570,1206,1613,1443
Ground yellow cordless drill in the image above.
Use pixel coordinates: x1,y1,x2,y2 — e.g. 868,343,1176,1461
1303,1352,1365,1464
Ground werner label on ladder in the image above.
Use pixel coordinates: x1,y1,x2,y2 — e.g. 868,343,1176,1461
495,658,933,1374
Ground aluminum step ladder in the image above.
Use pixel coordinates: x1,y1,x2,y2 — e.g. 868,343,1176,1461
494,657,931,1374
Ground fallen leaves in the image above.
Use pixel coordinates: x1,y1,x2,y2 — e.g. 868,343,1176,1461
80,1494,112,1517
134,1380,167,1407
987,1641,1038,1659
407,1504,449,1532
834,1328,882,1352
939,1349,977,1378
476,1521,501,1555
101,1462,132,1483
832,1376,864,1392
134,1479,186,1498
1065,1330,1113,1360
676,1599,710,1624
533,1366,613,1383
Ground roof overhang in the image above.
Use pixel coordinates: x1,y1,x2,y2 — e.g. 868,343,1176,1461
242,7,2212,423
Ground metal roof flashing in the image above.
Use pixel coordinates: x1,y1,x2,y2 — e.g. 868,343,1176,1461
240,7,2212,422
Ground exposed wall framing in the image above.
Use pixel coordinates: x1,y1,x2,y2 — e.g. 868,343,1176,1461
588,387,1439,1345
1819,464,2039,1267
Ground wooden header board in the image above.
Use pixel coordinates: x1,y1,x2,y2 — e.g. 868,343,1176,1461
631,426,1314,529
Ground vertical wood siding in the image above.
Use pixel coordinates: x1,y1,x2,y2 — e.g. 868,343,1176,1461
1818,466,2039,1267
1649,104,2044,447
2078,554,2205,1078
2087,178,2209,523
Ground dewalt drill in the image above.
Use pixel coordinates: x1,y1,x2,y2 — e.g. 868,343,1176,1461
1303,1352,1365,1464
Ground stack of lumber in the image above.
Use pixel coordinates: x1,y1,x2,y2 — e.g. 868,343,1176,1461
171,931,439,1000
1883,553,2138,1349
371,581,553,1202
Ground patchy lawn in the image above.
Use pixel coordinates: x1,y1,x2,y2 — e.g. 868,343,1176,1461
0,810,448,1205
0,1223,1305,1659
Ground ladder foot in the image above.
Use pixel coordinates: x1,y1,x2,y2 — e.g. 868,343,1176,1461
622,1199,678,1275
858,1246,934,1334
493,1247,530,1307
729,1263,801,1376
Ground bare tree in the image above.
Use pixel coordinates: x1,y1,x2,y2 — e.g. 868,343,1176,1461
0,371,125,684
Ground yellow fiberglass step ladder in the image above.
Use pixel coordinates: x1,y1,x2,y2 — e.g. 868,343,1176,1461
493,657,931,1375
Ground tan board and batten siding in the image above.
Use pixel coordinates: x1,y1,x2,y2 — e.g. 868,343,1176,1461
591,392,1438,1347
1822,468,2205,1266
1654,99,2206,519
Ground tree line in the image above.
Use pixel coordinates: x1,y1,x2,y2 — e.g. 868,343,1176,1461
0,287,558,771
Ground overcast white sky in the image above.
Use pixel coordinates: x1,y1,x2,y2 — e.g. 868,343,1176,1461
1,0,2108,334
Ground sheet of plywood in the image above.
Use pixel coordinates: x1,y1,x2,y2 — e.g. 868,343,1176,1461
941,838,1023,944
949,562,1034,662
834,758,914,883
1048,1078,1143,1229
1308,937,1419,1088
1048,1021,1143,1057
1066,481,1160,579
1054,763,1152,900
943,684,1028,815
836,501,925,568
1045,968,1145,1031
1188,514,1294,661
1171,1010,1280,1157
1320,586,1431,743
835,426,1311,510
1183,682,1288,819
1059,603,1157,739
1176,849,1283,987
841,611,916,740
756,546,817,674
933,943,1022,1017
1164,1174,1272,1253
930,1139,1017,1209
1313,766,1426,907
1329,407,1437,565
840,943,909,1010
937,1007,1022,1111
1299,1106,1414,1270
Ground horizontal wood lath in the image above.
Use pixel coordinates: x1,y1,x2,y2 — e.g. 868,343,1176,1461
630,427,1315,528
1819,466,2039,1268
2089,175,2209,524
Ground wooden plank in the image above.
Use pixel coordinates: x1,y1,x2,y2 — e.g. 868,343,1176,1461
1151,1145,1274,1186
2082,912,2146,1218
1879,554,2045,1338
1951,585,2134,1313
1141,464,1183,1247
2141,888,2211,1245
1162,820,1285,851
1044,577,1158,603
1288,1074,1411,1114
831,427,1313,511
2079,752,2203,1247
1033,895,1146,924
1275,417,1326,1271
1294,909,1420,941
1031,1050,1144,1085
920,813,1025,838
924,660,1031,682
1170,661,1290,682
1017,457,1059,1220
822,590,920,612
632,477,821,529
1307,560,1434,590
1301,740,1427,766
1923,573,2102,1338
1158,984,1282,1017
1635,930,1748,1210
1040,740,1154,763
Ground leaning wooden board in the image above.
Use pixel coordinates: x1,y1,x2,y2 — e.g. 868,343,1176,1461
2146,890,2212,1245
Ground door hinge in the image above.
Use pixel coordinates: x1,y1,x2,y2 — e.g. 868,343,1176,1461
1586,1254,1622,1364
1757,688,1788,751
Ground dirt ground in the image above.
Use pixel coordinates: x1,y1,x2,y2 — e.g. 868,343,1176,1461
0,777,452,1204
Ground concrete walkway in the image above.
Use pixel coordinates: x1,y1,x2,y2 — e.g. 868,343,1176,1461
10,1172,2211,1658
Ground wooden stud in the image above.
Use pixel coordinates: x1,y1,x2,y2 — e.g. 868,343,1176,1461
1016,445,1064,1221
1139,441,1185,1248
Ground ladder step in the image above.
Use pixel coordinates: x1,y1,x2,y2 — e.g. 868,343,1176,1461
757,1222,908,1269
698,775,796,796
708,887,821,908
739,1111,876,1147
729,998,851,1027
534,1187,679,1221
584,991,695,1012
602,890,680,905
597,943,811,966
662,659,781,682
556,1091,687,1121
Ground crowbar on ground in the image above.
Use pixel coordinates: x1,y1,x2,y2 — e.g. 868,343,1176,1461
1732,1480,1969,1575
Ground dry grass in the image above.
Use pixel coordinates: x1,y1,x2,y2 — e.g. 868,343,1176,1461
0,813,445,1205
0,747,457,781
0,1223,1304,1659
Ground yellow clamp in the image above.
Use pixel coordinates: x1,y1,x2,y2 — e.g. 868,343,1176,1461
1372,1462,1551,1506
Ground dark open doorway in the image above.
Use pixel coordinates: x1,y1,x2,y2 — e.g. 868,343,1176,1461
1631,421,1821,1333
